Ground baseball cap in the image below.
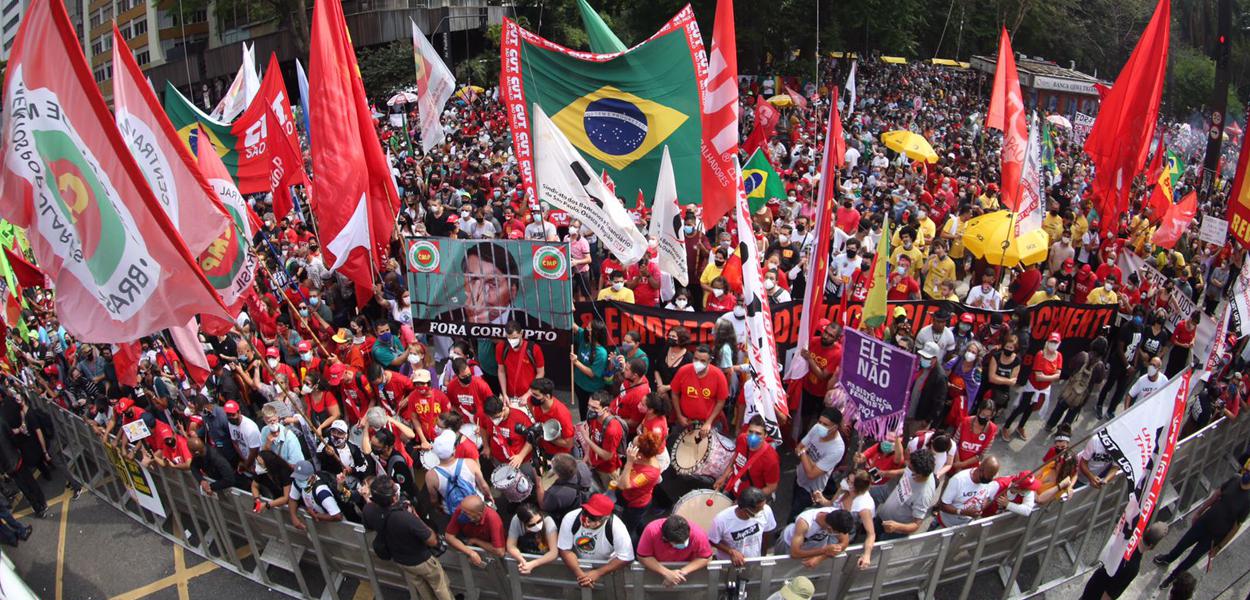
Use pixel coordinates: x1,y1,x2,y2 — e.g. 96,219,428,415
223,400,241,415
1062,258,1074,269
116,397,135,414
816,318,832,330
206,355,220,369
266,347,279,358
581,494,615,518
960,313,975,324
332,328,350,344
918,342,940,359
893,306,907,318
326,363,346,386
297,341,312,353
1048,332,1062,343
292,460,315,484
779,577,815,600
413,370,432,383
1012,470,1040,491
432,430,456,460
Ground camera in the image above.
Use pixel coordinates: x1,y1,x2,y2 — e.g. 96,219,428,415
515,422,543,440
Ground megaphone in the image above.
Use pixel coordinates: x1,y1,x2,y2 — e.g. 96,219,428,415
542,419,563,442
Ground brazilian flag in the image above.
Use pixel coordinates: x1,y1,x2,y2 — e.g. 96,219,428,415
1158,151,1182,202
501,9,704,207
742,150,785,213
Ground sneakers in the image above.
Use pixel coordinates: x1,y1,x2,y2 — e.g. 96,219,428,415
17,526,30,541
33,509,48,519
1152,555,1171,567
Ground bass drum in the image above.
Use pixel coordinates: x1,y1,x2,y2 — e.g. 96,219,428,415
673,489,734,534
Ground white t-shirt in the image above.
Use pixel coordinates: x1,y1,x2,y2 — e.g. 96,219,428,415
938,469,995,527
229,416,262,460
964,285,1003,310
847,491,876,519
908,431,954,476
915,326,957,364
844,147,861,169
1078,436,1116,481
877,469,937,524
288,480,341,516
707,505,777,560
780,507,838,552
557,510,634,562
1128,374,1168,402
795,430,845,493
507,514,558,548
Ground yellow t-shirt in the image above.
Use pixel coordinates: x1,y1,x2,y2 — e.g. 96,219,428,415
923,256,957,299
891,218,937,249
1085,287,1118,305
945,216,967,258
597,286,636,303
1042,214,1065,243
978,194,1000,211
1070,215,1089,242
1027,290,1060,306
699,263,724,291
890,246,927,278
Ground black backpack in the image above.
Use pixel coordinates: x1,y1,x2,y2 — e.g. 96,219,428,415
570,511,618,548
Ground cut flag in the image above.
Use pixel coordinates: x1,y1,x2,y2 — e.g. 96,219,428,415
309,0,402,306
112,24,229,256
1151,190,1197,249
0,0,229,342
699,0,741,229
576,0,627,53
411,20,456,152
845,61,857,118
1014,113,1044,237
254,53,308,220
985,27,1028,210
1148,147,1182,223
170,318,211,386
1084,0,1170,228
649,146,688,286
861,218,892,331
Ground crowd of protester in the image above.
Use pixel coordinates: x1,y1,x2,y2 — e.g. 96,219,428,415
5,57,1249,599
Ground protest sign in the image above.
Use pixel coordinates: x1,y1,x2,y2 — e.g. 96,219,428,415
1118,251,1198,331
1199,215,1229,246
104,444,166,518
840,328,916,438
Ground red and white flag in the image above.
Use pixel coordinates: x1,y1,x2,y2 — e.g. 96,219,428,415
193,126,258,333
309,0,402,306
411,19,455,152
0,0,229,343
986,27,1028,210
699,0,740,229
241,53,306,221
1014,113,1044,236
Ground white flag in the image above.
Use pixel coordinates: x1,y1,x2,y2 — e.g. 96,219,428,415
532,104,647,265
411,19,455,152
648,146,688,286
1014,113,1044,237
1201,303,1231,381
845,61,857,118
734,156,786,441
211,43,260,122
1098,371,1191,576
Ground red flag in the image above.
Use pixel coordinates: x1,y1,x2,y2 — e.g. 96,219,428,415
170,318,211,386
3,246,43,290
250,53,308,220
828,89,847,170
0,0,229,343
1085,0,1170,227
785,86,808,111
309,0,401,307
699,0,741,229
1151,190,1197,248
743,96,780,157
112,341,141,387
985,27,1028,210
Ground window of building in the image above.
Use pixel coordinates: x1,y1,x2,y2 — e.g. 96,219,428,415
131,18,146,37
135,50,149,65
93,61,112,83
117,20,130,38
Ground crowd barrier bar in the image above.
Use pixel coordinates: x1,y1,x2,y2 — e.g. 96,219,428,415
44,399,1250,600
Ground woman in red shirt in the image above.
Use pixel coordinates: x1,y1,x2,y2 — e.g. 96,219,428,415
303,372,341,438
1003,333,1063,441
1166,310,1200,377
706,277,738,312
617,431,664,537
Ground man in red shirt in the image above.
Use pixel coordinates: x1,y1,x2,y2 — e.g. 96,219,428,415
835,199,861,234
402,370,450,449
445,495,506,566
799,319,842,415
669,345,730,436
584,392,626,488
714,416,780,498
495,322,545,404
480,395,533,470
444,357,493,427
369,363,413,416
626,256,662,307
528,378,574,458
887,256,921,301
611,358,651,431
295,340,323,383
326,362,371,424
262,346,298,386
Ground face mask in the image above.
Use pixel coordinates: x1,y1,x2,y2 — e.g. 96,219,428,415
1147,365,1159,377
746,433,763,450
733,306,746,318
456,512,474,525
530,395,544,407
586,409,600,420
458,375,473,385
683,225,695,235
1104,283,1114,291
693,361,708,375
959,324,971,333
299,309,309,319
712,288,725,298
977,415,990,426
526,522,544,533
301,384,313,394
880,441,895,454
309,297,320,306
810,424,828,439
895,266,906,275
269,423,281,434
330,436,346,448
964,351,977,363
764,279,777,290
1046,342,1059,352
919,357,932,369
508,338,522,349
1132,316,1143,327
675,298,688,309
267,358,279,369
401,296,411,305
353,336,366,345
903,241,913,250
671,539,690,550
301,352,313,362
612,282,624,291
408,354,421,365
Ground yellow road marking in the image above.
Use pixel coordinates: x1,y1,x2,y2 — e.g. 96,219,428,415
352,579,373,600
54,493,72,600
174,546,190,600
14,489,70,519
108,547,251,600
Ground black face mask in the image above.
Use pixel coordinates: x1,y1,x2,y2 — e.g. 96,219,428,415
977,415,990,426
458,375,472,385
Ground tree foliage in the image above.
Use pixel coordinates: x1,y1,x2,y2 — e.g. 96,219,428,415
357,40,414,100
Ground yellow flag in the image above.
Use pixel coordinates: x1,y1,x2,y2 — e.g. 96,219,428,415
862,218,891,330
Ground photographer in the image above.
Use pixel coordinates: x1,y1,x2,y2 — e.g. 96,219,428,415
363,475,453,600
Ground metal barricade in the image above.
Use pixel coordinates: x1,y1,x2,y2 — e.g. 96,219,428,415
46,399,1250,600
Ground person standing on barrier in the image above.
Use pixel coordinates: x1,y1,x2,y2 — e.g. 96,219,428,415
445,495,506,567
1154,458,1250,589
1078,521,1167,600
363,474,454,600
708,486,776,566
791,408,847,518
556,493,633,588
636,515,713,587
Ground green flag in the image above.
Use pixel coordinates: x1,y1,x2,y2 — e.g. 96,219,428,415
162,83,271,194
501,8,705,207
1040,121,1059,179
862,219,891,330
577,0,626,53
742,150,785,213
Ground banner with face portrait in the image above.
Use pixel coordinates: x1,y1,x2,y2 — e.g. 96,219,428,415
405,238,574,344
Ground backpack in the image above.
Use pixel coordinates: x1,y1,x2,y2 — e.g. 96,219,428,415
499,340,538,367
545,479,591,525
570,511,618,548
600,415,629,464
434,460,475,515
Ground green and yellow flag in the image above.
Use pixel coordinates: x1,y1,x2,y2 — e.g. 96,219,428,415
500,8,705,207
862,218,891,331
742,149,785,213
576,0,626,53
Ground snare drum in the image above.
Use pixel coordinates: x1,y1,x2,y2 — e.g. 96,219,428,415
670,429,735,480
490,465,533,503
418,450,439,471
673,489,733,533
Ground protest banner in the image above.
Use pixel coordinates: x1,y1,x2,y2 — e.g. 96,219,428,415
840,328,916,438
1118,251,1198,331
1074,111,1095,141
1199,215,1229,246
104,444,166,518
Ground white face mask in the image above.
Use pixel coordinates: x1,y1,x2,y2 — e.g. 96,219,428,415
526,522,544,533
268,423,282,433
408,353,421,365
352,336,366,345
675,298,688,309
733,306,746,318
1046,342,1059,352
612,282,624,291
964,351,977,363
712,288,725,298
508,338,522,349
300,352,313,362
267,358,279,369
693,360,708,375
301,384,313,394
1147,365,1159,377
763,279,776,290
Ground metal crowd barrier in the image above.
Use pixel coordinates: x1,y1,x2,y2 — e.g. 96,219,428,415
45,401,1250,600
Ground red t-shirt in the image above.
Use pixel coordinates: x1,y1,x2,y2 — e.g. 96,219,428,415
495,341,545,398
639,415,669,442
670,364,729,423
1029,351,1062,390
587,416,625,474
803,336,842,396
447,505,505,549
1173,320,1197,347
887,275,920,301
333,369,371,424
626,262,661,307
480,408,533,461
862,443,905,485
402,389,450,441
306,390,339,418
835,206,861,233
530,399,575,457
955,416,997,465
1073,271,1095,304
454,435,480,461
726,434,780,495
706,292,738,312
444,375,494,426
612,380,651,425
1095,263,1123,285
378,372,414,413
619,463,661,508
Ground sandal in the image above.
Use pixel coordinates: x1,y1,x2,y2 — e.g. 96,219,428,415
1016,428,1029,441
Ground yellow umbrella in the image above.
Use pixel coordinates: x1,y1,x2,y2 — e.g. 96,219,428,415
766,94,793,107
961,210,1051,267
454,85,485,99
880,130,939,163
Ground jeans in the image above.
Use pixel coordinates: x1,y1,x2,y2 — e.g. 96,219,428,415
0,496,26,544
398,556,454,600
1004,391,1042,430
1045,403,1081,430
1159,524,1215,582
11,466,46,513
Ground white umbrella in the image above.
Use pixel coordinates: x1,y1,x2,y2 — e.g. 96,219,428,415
1046,114,1072,129
387,91,419,106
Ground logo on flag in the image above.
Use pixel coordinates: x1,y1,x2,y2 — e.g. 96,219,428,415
409,240,441,273
552,85,688,170
532,245,569,280
742,169,769,198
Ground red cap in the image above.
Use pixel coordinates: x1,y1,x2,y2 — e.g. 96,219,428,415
447,214,460,224
816,318,832,330
960,313,975,324
1062,258,1074,269
266,347,279,358
223,400,241,415
297,341,312,353
581,494,615,517
326,363,346,386
116,397,135,414
1080,264,1092,273
508,230,523,239
206,355,220,369
1048,332,1062,343
189,415,204,426
1013,471,1040,491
